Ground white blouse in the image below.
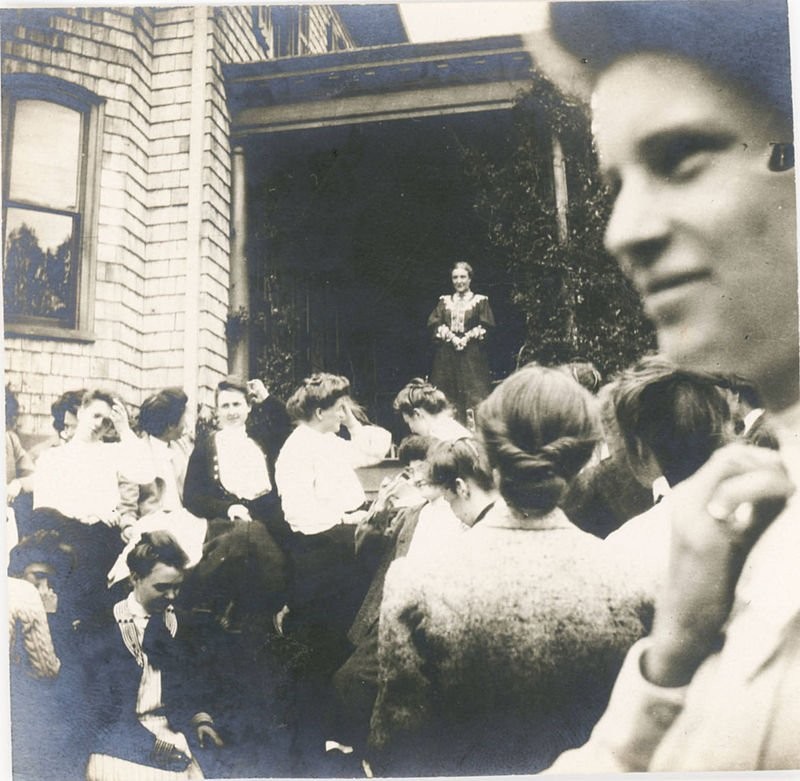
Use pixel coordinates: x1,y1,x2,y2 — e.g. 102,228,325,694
214,426,271,500
275,423,391,535
34,436,155,522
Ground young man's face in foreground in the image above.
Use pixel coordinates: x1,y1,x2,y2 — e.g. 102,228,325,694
592,53,798,409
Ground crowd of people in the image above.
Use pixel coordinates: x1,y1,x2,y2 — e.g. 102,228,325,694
7,0,800,777
5,353,782,778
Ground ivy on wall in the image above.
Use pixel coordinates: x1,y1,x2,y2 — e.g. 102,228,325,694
463,71,656,379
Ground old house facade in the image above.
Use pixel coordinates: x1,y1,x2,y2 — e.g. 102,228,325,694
3,5,547,435
2,5,404,433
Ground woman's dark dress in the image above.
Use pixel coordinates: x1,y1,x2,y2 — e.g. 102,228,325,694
428,293,495,420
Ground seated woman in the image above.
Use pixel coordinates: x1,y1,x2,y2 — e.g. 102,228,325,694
368,365,649,776
181,377,293,626
183,377,291,533
6,386,35,545
108,388,206,589
392,378,471,441
32,389,156,622
274,373,391,673
276,373,391,535
426,436,500,529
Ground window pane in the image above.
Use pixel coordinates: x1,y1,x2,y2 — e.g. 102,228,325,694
3,207,76,324
8,100,81,211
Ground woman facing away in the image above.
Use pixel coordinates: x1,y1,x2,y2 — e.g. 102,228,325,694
368,365,649,776
427,262,495,424
393,378,472,442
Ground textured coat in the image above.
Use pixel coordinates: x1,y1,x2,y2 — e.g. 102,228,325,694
369,499,650,776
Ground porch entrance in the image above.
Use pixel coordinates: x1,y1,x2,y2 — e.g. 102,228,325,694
225,36,541,432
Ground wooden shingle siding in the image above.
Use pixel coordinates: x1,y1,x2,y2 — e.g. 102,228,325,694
4,6,269,431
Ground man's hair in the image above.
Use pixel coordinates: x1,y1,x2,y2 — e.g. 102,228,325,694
610,355,732,486
127,531,189,579
51,390,86,433
139,387,188,438
477,364,600,514
428,437,495,493
393,378,451,416
397,434,434,466
286,373,350,422
549,0,793,123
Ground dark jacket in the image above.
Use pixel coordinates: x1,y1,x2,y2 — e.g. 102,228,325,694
183,396,291,533
68,604,215,773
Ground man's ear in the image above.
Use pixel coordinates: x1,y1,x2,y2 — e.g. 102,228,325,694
314,407,323,421
455,477,470,500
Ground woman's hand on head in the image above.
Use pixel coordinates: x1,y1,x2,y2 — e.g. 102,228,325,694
109,399,131,436
340,399,361,431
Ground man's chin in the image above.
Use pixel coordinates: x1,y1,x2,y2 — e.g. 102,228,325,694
657,329,732,375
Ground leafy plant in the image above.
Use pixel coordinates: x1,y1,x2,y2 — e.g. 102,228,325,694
463,72,656,378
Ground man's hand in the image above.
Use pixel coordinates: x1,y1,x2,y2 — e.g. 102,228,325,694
246,378,269,404
40,586,58,614
197,723,224,749
644,444,794,687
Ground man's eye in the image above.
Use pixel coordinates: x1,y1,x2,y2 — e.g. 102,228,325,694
650,134,733,180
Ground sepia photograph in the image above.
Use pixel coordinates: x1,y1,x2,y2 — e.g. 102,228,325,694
2,0,800,778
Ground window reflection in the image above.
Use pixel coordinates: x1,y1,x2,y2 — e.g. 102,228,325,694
3,208,76,325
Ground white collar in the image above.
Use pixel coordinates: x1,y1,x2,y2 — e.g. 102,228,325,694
126,591,150,620
216,424,249,440
652,475,671,504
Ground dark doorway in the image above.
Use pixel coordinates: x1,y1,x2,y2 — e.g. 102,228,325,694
245,110,526,432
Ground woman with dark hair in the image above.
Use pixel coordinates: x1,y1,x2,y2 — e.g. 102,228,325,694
116,388,192,539
274,374,391,688
109,388,207,590
276,373,391,535
179,377,293,627
427,261,495,423
426,436,499,528
392,378,471,441
368,365,647,776
183,377,291,530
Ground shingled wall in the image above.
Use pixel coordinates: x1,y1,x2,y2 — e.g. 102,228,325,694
2,6,266,433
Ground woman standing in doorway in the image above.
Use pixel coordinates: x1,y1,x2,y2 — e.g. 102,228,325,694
428,262,495,423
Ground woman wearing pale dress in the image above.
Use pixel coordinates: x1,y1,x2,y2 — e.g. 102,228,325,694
427,262,495,423
368,366,649,776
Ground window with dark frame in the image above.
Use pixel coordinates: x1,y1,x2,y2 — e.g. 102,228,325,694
2,74,103,340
